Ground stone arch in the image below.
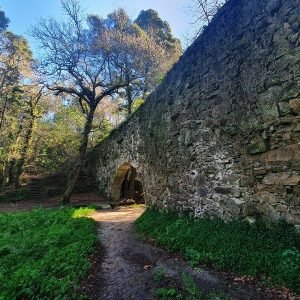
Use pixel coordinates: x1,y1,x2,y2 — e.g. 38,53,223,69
111,162,144,203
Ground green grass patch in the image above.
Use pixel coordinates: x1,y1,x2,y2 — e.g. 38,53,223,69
0,207,97,299
156,287,178,299
72,207,96,218
135,209,300,293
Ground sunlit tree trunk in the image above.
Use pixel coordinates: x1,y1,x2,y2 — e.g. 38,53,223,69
62,106,95,204
0,95,8,131
14,116,35,187
6,118,24,186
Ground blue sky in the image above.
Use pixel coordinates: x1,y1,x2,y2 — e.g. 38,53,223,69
1,0,194,55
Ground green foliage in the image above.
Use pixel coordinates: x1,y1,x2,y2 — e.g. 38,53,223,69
181,273,200,299
135,209,300,293
0,7,9,31
0,189,30,203
0,208,97,299
154,267,167,282
72,207,96,218
156,287,178,299
45,186,65,198
135,9,182,52
132,98,145,112
31,105,84,175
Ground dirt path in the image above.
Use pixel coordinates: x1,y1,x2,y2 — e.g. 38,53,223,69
82,207,286,300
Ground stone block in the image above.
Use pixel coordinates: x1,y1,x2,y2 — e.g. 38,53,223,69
276,205,288,213
292,161,300,171
271,164,289,173
247,140,269,155
262,172,300,186
232,198,245,206
261,144,300,162
253,167,267,175
278,101,291,116
256,184,285,193
294,186,300,196
289,98,300,114
214,186,232,194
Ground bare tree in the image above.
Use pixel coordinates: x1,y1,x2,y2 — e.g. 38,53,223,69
32,0,129,204
187,0,226,41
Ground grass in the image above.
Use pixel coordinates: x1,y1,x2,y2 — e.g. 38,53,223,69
156,287,178,299
154,271,230,299
135,209,300,294
0,207,97,299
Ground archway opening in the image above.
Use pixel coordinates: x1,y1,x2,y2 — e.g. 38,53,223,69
111,163,144,204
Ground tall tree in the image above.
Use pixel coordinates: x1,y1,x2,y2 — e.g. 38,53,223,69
135,9,182,53
0,34,32,131
0,11,35,187
32,0,130,203
89,8,182,115
6,82,47,186
0,8,9,32
88,9,139,115
134,9,182,98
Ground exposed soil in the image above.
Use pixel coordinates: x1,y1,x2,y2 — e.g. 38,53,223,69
0,193,102,212
81,207,293,300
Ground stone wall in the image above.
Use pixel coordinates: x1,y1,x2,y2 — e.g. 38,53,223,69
91,0,300,224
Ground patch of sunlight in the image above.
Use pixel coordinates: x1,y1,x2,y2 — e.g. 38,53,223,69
72,207,96,218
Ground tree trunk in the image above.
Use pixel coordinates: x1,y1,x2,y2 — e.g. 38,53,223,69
14,117,35,187
5,118,24,186
0,95,8,131
61,107,95,204
125,78,133,115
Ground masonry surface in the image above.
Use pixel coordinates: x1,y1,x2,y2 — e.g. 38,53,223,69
92,0,300,225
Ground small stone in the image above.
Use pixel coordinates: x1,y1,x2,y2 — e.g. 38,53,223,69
253,167,267,175
245,217,256,224
276,205,288,213
289,32,300,44
247,140,269,155
293,185,300,195
292,162,300,171
232,198,245,206
278,101,291,116
289,207,300,215
289,99,300,114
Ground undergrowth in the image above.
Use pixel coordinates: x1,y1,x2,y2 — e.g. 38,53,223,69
0,189,31,203
135,209,300,294
0,207,97,299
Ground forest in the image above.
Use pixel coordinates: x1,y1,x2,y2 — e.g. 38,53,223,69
0,0,182,202
0,0,299,299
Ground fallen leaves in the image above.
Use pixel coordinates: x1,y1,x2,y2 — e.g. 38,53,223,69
143,264,153,270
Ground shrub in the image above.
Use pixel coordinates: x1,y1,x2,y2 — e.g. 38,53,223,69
135,209,300,293
0,189,31,203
